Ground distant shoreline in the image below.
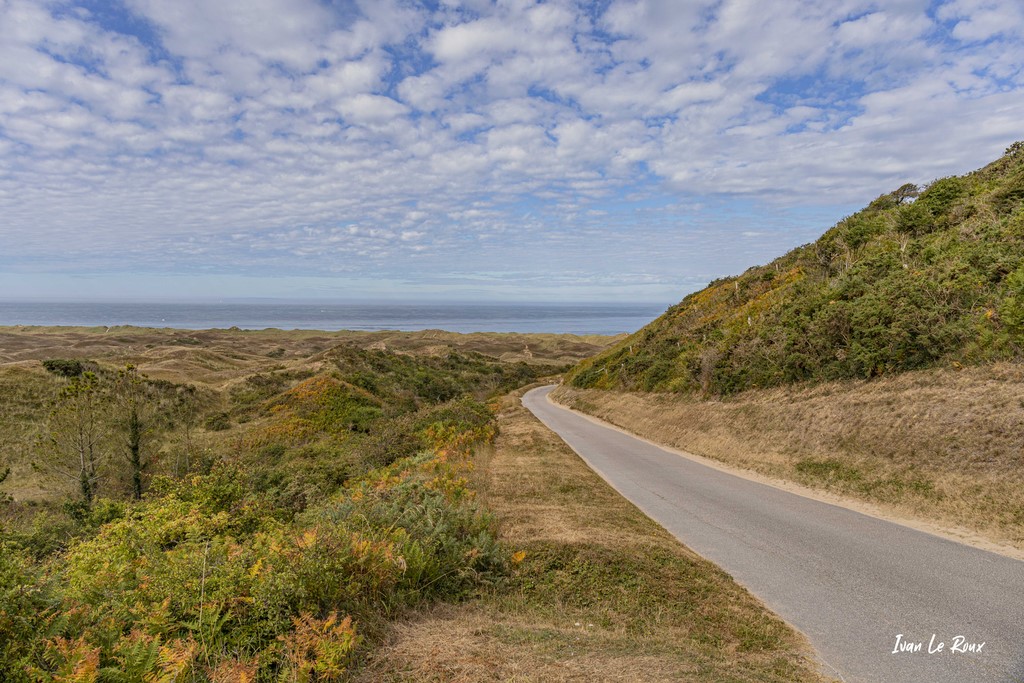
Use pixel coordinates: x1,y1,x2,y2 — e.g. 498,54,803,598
0,324,626,340
0,301,664,336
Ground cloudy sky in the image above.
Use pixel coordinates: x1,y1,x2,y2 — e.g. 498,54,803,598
1,0,1022,303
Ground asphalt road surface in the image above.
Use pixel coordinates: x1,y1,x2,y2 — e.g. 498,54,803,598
523,385,1024,683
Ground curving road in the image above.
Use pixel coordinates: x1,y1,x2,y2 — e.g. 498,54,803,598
523,385,1024,683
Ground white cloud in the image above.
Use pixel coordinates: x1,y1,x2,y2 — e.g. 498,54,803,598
432,17,519,63
123,0,333,71
939,0,1024,41
336,94,408,124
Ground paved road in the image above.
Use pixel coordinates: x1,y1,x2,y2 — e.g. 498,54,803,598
523,386,1024,683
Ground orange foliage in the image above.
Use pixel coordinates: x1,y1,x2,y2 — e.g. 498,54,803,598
42,637,101,682
279,612,360,682
208,655,259,683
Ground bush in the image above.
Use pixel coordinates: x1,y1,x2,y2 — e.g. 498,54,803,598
203,412,231,431
999,267,1024,333
316,468,505,601
42,359,88,377
12,508,82,558
992,168,1024,215
918,176,965,218
896,200,933,235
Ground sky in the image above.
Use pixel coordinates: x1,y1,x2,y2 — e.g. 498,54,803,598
1,0,1022,303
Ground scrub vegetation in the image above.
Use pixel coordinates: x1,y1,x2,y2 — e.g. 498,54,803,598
567,142,1024,394
0,331,557,681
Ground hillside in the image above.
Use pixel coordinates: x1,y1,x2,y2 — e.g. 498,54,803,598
567,142,1024,395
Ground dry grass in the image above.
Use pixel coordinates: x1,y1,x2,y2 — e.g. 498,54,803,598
0,326,619,388
0,365,55,500
0,327,618,501
354,388,834,683
354,605,711,683
553,362,1024,550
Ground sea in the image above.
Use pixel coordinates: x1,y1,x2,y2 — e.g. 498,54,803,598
0,301,667,336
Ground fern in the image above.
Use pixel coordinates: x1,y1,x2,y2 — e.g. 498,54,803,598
96,631,162,683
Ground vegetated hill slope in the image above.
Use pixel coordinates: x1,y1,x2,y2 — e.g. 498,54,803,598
568,143,1024,395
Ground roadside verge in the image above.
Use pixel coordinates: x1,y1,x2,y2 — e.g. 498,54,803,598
551,380,1024,560
354,387,834,682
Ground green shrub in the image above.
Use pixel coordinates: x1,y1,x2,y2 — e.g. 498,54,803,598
918,176,965,217
896,200,933,235
203,412,231,431
41,359,88,377
316,466,505,601
992,168,1024,215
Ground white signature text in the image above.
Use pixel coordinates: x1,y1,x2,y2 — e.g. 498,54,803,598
892,633,985,655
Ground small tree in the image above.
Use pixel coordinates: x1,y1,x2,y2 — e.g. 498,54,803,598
113,365,155,500
173,384,200,477
892,183,919,205
36,372,110,506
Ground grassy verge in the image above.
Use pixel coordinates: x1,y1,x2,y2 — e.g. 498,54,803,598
552,362,1024,551
353,388,832,682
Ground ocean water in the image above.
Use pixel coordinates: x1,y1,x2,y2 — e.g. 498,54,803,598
0,301,666,335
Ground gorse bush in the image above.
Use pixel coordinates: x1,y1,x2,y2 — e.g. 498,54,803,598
316,435,504,602
42,359,92,378
568,143,1024,395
